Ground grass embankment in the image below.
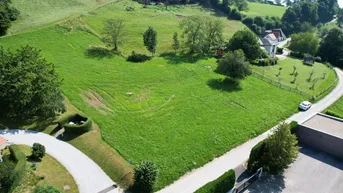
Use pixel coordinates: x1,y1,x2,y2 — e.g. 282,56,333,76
0,0,306,190
9,0,115,34
241,2,287,18
325,96,343,118
252,57,336,97
3,145,78,193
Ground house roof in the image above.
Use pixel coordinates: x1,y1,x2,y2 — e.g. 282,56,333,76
260,37,277,46
265,33,277,41
0,136,6,145
272,29,286,39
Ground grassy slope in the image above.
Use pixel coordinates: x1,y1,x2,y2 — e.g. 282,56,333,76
0,24,303,189
252,58,336,96
83,1,244,56
0,1,305,190
241,2,287,18
8,0,113,34
326,96,343,117
5,145,78,193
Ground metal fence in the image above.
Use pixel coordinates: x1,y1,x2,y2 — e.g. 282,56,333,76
252,63,338,100
230,168,263,193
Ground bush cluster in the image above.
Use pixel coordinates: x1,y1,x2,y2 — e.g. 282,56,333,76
57,113,92,134
8,145,27,193
276,47,284,54
127,51,151,63
133,161,159,193
289,52,304,59
31,143,46,160
87,46,113,58
195,169,236,193
252,58,278,66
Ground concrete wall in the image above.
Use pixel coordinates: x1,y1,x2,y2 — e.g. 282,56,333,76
296,125,343,159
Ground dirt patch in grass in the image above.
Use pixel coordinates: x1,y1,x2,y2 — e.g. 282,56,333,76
81,89,113,114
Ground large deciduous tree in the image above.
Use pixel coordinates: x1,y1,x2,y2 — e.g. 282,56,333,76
318,27,343,67
143,26,157,56
289,32,319,55
217,49,251,81
179,16,224,54
102,19,127,51
0,0,20,35
247,123,299,174
0,46,65,121
227,28,261,61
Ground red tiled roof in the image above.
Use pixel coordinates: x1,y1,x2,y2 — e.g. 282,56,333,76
266,33,277,40
0,136,6,145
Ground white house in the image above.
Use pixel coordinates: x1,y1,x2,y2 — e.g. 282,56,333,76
0,136,6,151
259,33,278,57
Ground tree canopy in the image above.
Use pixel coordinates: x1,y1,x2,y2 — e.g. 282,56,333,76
247,123,299,174
227,28,261,61
102,19,127,51
143,26,157,56
180,16,224,54
289,32,319,55
0,46,65,121
217,49,251,81
318,27,343,67
0,0,20,35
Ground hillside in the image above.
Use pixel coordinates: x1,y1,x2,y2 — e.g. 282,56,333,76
8,0,113,34
241,2,287,18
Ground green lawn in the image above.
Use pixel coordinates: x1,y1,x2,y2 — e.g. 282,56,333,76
4,145,78,193
8,0,114,34
252,58,336,97
0,0,307,190
326,95,343,118
241,2,287,18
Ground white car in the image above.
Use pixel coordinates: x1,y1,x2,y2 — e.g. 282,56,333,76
299,101,312,111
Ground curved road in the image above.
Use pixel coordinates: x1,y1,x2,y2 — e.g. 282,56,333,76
157,68,343,193
0,130,119,193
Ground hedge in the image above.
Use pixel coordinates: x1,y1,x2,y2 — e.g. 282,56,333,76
194,169,236,193
247,141,266,173
56,113,92,134
8,145,27,193
325,110,343,119
290,121,298,134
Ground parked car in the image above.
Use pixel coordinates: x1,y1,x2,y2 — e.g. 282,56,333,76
299,101,312,111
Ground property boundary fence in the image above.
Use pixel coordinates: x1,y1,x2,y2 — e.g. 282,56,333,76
230,168,263,193
252,63,338,100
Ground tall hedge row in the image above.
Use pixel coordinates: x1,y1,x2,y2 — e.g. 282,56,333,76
8,145,27,193
194,169,236,193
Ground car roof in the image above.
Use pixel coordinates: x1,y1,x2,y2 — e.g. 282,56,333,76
302,101,311,105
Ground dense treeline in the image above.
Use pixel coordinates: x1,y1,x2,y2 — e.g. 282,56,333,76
282,0,338,35
0,0,20,35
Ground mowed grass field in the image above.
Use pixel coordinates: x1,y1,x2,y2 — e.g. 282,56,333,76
8,0,114,34
326,96,343,118
0,1,304,190
241,2,287,18
252,58,336,97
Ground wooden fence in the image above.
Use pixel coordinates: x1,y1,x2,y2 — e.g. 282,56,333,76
252,64,338,100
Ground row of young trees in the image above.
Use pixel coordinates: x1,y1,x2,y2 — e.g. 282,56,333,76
0,0,20,35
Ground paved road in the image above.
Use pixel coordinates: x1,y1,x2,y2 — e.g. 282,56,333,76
0,130,119,193
157,68,343,193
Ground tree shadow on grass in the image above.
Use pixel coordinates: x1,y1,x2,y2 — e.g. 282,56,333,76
160,52,210,64
207,78,242,92
85,46,115,59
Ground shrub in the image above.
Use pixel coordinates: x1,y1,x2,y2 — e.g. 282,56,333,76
325,110,343,119
6,7,20,21
276,47,284,54
0,159,15,193
57,113,92,134
133,161,159,193
33,186,61,193
127,51,151,63
289,121,298,134
195,169,236,193
229,8,242,21
290,52,304,59
8,145,27,193
87,46,113,58
31,143,46,160
252,58,278,66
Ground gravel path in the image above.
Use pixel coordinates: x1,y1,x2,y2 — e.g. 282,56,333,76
0,130,119,193
157,68,343,193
